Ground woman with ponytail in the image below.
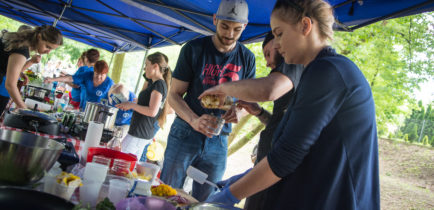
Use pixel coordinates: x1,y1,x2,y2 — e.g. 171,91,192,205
0,25,62,113
116,52,172,159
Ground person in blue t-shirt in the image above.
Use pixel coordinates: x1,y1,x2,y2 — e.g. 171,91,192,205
45,60,114,106
159,0,256,202
204,1,380,209
67,49,100,110
108,83,136,128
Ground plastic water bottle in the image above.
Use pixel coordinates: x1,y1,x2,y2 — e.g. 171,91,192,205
49,81,58,105
58,91,70,112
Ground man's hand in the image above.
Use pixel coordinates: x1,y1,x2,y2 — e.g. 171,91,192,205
222,105,242,123
190,114,217,138
237,100,262,116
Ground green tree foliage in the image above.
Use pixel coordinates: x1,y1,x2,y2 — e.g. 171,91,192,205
409,125,419,142
399,101,433,146
404,134,409,142
422,135,429,145
333,12,434,135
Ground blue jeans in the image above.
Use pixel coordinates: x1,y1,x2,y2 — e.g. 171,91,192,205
160,117,228,201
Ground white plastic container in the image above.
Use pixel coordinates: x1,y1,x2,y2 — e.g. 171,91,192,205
135,162,160,184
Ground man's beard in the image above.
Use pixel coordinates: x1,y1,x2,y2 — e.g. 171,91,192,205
216,33,235,46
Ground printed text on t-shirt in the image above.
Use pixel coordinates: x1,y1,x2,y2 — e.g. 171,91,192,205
201,63,242,85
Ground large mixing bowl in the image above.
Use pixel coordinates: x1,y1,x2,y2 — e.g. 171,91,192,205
0,130,64,185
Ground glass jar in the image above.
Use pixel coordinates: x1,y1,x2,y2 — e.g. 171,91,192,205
110,159,131,177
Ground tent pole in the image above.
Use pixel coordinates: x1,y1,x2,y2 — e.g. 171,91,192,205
53,0,72,27
134,49,149,93
108,52,115,71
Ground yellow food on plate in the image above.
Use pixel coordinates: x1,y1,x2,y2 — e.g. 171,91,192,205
151,184,177,197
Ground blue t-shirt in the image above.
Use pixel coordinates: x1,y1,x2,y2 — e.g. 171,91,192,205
172,36,256,134
71,66,93,110
266,47,380,210
72,71,114,106
0,76,9,97
109,91,136,126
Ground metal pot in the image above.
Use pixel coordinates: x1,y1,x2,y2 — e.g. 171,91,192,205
83,101,118,130
0,130,64,185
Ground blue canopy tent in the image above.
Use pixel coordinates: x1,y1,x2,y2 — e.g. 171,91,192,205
0,0,433,52
0,0,433,90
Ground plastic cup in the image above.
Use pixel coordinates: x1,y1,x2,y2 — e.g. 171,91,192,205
208,116,225,136
108,179,130,205
136,162,160,183
80,179,103,207
43,174,57,194
83,162,109,182
53,182,78,200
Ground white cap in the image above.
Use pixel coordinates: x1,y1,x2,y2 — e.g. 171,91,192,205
216,0,249,24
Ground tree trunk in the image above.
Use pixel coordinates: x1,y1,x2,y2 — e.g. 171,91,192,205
228,114,253,146
111,53,125,83
228,123,265,157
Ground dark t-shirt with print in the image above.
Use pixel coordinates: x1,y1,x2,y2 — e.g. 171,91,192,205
172,36,256,134
256,63,304,164
129,79,167,139
0,38,30,80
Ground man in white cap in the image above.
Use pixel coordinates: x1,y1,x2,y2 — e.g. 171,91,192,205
160,0,256,201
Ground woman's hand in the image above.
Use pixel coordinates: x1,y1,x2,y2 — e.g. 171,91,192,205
30,54,41,64
43,78,52,83
116,102,136,111
20,72,29,86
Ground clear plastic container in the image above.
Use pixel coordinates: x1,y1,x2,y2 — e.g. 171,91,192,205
110,159,131,177
92,155,111,167
208,116,225,136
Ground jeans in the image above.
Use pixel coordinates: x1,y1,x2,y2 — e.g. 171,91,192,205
160,117,228,202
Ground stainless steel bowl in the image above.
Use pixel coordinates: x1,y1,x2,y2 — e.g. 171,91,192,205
0,130,64,185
